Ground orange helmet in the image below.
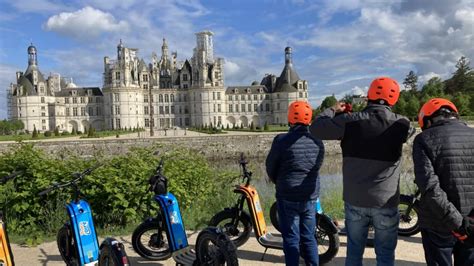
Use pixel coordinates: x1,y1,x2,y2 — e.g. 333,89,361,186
288,101,312,125
367,77,400,106
418,98,458,129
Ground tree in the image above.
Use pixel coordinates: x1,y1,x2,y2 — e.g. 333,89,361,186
403,70,418,91
264,121,269,131
87,126,96,137
452,93,472,116
445,56,474,94
54,127,60,136
71,127,77,135
32,126,38,138
226,124,229,130
404,93,420,120
250,122,255,131
320,95,337,109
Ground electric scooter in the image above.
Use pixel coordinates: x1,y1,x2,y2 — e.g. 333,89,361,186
209,154,339,264
0,171,23,266
268,198,339,263
398,189,420,236
38,165,130,266
131,157,238,265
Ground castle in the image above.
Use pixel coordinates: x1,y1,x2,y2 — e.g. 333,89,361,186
7,31,309,133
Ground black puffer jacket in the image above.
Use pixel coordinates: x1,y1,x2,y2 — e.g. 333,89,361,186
266,125,324,202
413,119,474,232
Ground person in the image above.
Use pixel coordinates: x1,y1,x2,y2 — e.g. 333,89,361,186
266,100,324,266
413,98,474,265
310,77,414,266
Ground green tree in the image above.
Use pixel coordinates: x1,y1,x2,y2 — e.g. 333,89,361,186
404,92,420,119
392,95,407,116
445,56,474,94
54,127,60,136
264,122,269,131
320,95,337,109
32,126,38,138
452,93,472,116
71,128,77,135
250,122,255,131
403,70,418,91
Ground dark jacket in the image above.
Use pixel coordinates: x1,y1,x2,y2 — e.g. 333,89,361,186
310,104,413,208
413,119,474,232
265,125,324,202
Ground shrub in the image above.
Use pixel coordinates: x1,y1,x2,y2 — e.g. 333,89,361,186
54,127,60,136
32,126,38,139
61,131,70,136
43,131,52,137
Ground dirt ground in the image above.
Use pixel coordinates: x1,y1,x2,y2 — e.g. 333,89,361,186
10,229,426,266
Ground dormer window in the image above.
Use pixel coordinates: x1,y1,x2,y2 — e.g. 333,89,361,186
246,88,251,93
234,89,238,94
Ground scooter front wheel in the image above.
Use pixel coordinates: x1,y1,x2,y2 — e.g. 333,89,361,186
209,208,252,248
398,196,420,236
99,238,130,266
57,224,79,266
195,227,238,266
132,219,172,260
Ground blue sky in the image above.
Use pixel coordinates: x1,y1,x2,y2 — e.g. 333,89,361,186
1,0,473,118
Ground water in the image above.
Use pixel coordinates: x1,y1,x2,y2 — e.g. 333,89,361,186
210,153,416,219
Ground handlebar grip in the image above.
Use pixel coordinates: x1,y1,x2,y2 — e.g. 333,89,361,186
0,171,22,185
38,186,55,196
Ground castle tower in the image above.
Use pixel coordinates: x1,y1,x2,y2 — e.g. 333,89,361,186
28,43,37,66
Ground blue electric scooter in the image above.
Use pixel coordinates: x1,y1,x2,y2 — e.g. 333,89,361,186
131,157,238,265
39,165,130,266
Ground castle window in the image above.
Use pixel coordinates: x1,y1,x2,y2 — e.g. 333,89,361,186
260,94,264,100
88,97,93,103
66,108,70,116
97,107,101,116
80,97,85,103
235,104,239,112
183,95,187,101
73,107,78,116
229,95,232,101
217,92,221,100
41,112,45,117
265,95,270,100
159,106,164,114
81,107,85,116
298,83,302,89
170,95,174,102
41,97,45,103
218,104,221,112
41,106,45,110
73,97,77,103
254,104,258,112
248,104,251,112
183,74,188,81
143,74,148,82
241,104,245,112
96,97,101,103
145,118,150,127
165,106,169,114
277,103,280,110
260,104,264,111
229,104,233,112
143,84,148,90
114,93,120,102
159,95,163,103
183,84,188,89
88,107,94,116
299,92,303,98
254,95,258,100
213,92,215,100
116,72,120,80
266,104,270,111
144,95,148,102
42,119,46,123
116,119,121,129
165,94,169,102
171,106,175,114
241,95,245,100
144,106,149,115
115,106,120,115
247,95,251,100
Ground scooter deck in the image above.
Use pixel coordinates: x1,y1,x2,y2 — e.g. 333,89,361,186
258,232,283,249
173,247,196,265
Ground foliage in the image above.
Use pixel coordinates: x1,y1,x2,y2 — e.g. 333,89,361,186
403,70,418,91
0,144,237,244
263,121,269,131
32,126,38,139
43,131,52,137
54,127,60,137
0,120,24,135
320,95,337,110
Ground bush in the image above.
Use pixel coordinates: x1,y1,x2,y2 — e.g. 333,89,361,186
0,144,236,244
61,131,70,136
43,131,52,137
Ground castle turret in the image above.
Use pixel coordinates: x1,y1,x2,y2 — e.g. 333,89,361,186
27,43,37,66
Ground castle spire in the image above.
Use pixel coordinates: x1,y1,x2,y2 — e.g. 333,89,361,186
27,43,37,66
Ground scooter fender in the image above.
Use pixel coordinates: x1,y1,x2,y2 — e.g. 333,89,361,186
154,193,188,252
100,237,129,266
0,220,14,266
234,185,267,237
317,213,338,234
66,199,100,265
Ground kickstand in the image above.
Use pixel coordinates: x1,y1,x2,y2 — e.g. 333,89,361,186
260,247,268,261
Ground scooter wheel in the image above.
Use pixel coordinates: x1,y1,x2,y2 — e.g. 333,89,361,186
398,196,420,236
132,219,172,260
57,224,79,266
269,202,280,232
209,209,252,248
99,238,130,266
195,227,239,266
316,216,340,264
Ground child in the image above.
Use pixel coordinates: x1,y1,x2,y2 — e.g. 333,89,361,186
266,100,324,266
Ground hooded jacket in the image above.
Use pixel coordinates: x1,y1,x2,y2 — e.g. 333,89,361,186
310,104,413,208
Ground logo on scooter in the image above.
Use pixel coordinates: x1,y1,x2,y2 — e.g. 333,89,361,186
170,211,179,224
79,221,91,236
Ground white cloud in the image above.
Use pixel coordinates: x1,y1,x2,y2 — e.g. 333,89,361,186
4,0,69,14
418,72,441,84
44,6,129,40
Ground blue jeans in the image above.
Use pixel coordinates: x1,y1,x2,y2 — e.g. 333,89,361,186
277,199,318,266
344,203,398,266
421,228,474,266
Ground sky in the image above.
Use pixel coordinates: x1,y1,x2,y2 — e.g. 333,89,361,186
0,0,473,118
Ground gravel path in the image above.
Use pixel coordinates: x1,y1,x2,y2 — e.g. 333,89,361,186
11,229,426,265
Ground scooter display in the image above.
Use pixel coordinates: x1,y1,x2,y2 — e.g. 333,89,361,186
209,154,339,264
0,171,23,266
38,165,130,266
131,157,238,265
269,198,339,263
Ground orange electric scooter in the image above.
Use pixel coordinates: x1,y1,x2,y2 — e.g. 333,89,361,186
209,154,339,263
0,171,22,266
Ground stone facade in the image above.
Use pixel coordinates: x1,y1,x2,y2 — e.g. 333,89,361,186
8,31,309,132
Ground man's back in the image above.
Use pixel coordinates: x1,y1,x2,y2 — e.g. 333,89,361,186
414,120,474,230
311,104,412,208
